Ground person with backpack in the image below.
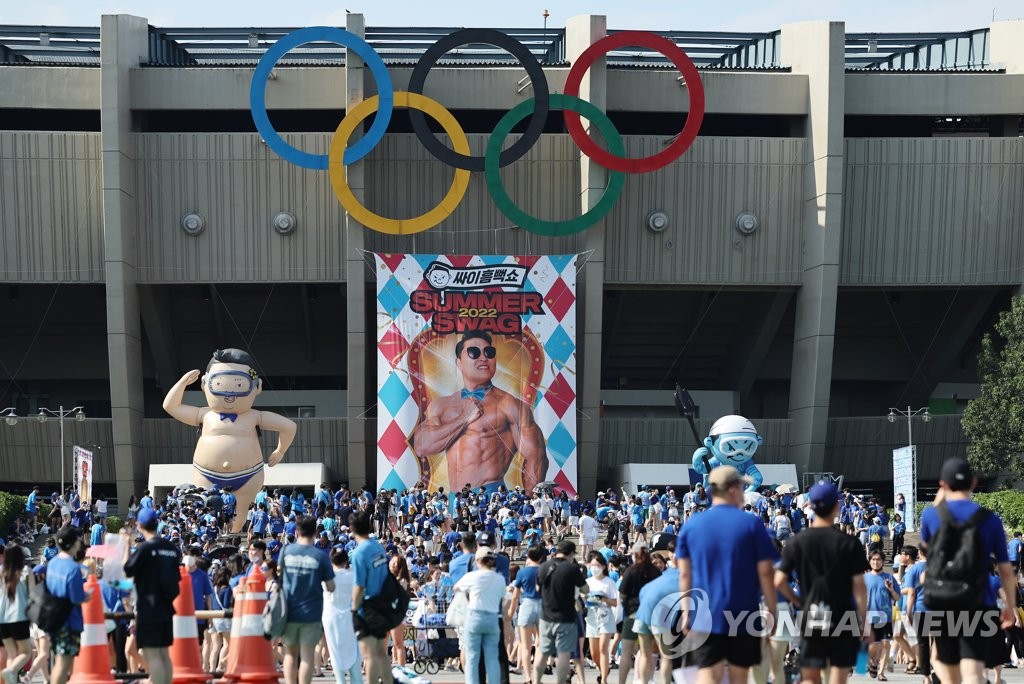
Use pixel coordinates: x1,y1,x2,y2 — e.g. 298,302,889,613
919,458,1017,684
44,526,89,684
280,515,336,684
350,509,393,684
776,481,869,684
867,517,888,558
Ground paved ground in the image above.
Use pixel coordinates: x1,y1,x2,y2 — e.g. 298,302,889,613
305,663,1024,683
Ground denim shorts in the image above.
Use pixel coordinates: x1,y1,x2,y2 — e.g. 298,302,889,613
517,597,541,628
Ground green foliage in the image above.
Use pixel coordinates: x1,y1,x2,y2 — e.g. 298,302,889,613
0,492,37,537
974,490,1024,534
962,295,1024,478
105,515,125,533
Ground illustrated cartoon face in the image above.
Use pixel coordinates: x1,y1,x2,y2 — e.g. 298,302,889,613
202,361,262,413
426,265,451,289
705,415,763,465
456,338,497,387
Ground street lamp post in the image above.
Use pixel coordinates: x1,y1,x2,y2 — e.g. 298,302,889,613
2,405,86,495
888,405,931,529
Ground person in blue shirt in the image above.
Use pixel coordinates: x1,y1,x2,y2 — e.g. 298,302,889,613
864,549,900,678
633,533,679,684
890,514,906,563
249,503,270,540
280,516,336,684
919,458,1016,684
1008,531,1022,576
25,485,39,531
47,526,89,684
90,517,106,547
349,510,389,684
140,490,155,509
676,466,779,681
901,545,929,678
867,516,889,556
508,544,545,678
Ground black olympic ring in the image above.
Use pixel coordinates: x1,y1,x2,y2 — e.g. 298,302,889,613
406,28,551,172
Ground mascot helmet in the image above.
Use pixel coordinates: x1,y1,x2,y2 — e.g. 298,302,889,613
706,415,762,463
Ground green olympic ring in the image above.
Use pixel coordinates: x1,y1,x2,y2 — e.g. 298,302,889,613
485,94,626,237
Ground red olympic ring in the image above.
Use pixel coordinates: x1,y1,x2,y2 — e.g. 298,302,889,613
563,31,705,174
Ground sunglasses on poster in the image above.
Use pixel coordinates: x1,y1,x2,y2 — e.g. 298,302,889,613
464,346,497,360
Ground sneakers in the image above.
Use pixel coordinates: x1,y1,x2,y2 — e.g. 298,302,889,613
1,669,15,684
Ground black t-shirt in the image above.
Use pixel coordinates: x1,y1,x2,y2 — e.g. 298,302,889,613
779,527,869,627
618,562,661,616
124,537,182,622
538,556,587,623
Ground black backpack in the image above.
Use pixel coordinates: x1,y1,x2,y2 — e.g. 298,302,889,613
27,580,73,634
923,501,990,611
360,571,410,633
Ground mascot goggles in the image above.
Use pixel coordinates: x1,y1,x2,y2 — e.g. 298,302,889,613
714,434,759,458
206,370,257,397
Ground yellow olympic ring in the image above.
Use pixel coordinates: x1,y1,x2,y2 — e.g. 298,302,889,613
328,92,471,235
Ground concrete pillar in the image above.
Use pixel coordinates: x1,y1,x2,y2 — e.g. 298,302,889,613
344,14,369,491
566,15,607,498
100,14,149,508
781,22,846,475
991,21,1024,74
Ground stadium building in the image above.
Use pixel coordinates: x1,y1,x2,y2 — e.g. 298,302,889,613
0,13,1022,508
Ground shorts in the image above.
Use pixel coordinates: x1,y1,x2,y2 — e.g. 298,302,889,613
584,605,616,637
538,619,577,657
800,635,860,669
621,612,640,641
0,620,30,641
871,623,893,642
282,621,324,647
580,535,596,547
136,620,173,649
923,610,1002,665
568,516,579,527
517,598,542,628
690,632,762,669
49,625,81,656
353,612,390,641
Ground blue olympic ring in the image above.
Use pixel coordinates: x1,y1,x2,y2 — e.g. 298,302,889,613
249,26,394,170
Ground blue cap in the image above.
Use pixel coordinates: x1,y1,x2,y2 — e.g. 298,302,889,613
138,507,159,527
808,482,839,511
32,564,46,575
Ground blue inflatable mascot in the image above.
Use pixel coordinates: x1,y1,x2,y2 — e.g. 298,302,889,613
692,415,763,492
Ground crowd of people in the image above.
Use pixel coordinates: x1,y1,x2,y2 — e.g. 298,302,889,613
0,455,1020,684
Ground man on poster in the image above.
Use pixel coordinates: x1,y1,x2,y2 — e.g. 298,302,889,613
412,331,548,494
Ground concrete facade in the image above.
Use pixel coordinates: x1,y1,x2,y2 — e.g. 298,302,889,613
1,16,1023,506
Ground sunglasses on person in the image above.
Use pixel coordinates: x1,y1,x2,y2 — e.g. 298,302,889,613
464,346,497,360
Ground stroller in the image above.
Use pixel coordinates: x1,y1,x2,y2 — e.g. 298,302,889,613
412,634,460,675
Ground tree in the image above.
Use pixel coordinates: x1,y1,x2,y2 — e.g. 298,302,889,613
962,295,1024,478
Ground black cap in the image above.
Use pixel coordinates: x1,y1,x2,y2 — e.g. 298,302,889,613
650,532,677,555
940,457,974,491
476,531,496,547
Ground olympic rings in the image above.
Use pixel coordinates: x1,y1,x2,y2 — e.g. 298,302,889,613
250,27,394,170
406,28,550,172
250,27,706,234
485,94,625,236
328,92,471,235
563,31,705,173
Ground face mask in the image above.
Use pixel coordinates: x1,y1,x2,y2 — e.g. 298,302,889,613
590,566,604,577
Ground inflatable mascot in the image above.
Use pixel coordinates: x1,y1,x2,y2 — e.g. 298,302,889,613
162,348,297,532
691,415,763,492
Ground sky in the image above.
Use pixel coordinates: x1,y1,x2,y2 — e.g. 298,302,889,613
2,0,1022,32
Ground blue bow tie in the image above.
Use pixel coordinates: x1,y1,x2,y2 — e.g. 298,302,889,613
461,383,492,401
219,413,238,422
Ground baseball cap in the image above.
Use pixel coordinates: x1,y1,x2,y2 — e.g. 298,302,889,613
650,532,677,558
138,507,159,527
808,482,839,511
630,541,649,554
708,465,753,490
476,531,496,547
474,546,495,561
940,457,974,491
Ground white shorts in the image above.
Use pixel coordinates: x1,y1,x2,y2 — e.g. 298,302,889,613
568,516,579,527
580,535,596,547
585,605,616,637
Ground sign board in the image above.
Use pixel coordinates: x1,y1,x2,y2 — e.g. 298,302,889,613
893,445,916,532
73,446,93,504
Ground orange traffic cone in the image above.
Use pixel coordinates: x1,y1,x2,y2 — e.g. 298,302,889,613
170,566,208,684
68,574,117,684
219,565,279,684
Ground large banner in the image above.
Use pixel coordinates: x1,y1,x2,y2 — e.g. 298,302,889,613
376,254,578,497
893,446,916,531
73,445,93,504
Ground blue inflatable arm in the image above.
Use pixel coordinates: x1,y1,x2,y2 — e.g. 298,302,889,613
692,447,723,487
738,459,763,492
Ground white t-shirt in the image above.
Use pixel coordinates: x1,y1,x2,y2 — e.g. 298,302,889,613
454,569,507,613
580,515,598,539
95,500,107,516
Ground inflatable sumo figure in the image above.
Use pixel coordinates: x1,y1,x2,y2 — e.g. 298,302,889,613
162,348,296,532
691,415,763,492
